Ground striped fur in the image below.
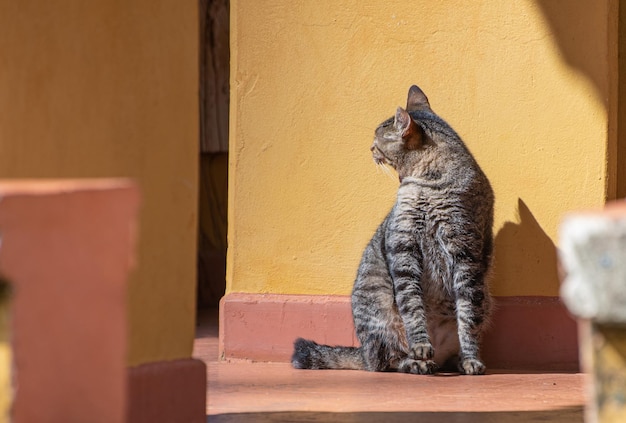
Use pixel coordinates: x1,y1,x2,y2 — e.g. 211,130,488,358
292,85,494,375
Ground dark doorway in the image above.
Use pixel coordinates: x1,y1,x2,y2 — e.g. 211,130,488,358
197,0,229,308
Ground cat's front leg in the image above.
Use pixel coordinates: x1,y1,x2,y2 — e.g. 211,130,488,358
390,265,435,368
459,356,486,375
398,356,438,375
453,263,490,375
387,244,434,359
455,296,488,374
408,340,434,361
386,197,436,373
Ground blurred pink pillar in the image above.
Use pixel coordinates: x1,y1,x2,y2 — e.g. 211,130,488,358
0,180,139,423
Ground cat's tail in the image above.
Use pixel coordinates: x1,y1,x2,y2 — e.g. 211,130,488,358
291,338,364,370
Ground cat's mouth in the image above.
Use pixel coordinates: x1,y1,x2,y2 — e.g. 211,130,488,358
371,145,391,166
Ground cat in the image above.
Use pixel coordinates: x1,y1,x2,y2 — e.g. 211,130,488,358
291,85,494,375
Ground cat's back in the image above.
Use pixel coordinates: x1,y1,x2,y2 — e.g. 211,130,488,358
408,109,493,213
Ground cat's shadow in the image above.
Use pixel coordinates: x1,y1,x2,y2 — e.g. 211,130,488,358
492,198,559,296
482,199,579,371
431,372,461,378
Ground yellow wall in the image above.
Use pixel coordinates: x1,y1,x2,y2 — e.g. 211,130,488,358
0,1,198,366
228,0,618,297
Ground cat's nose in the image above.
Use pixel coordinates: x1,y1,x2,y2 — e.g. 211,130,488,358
370,144,376,152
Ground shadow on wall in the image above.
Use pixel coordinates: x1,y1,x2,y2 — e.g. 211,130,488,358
494,2,618,295
536,0,610,103
493,199,559,295
486,200,579,370
537,0,626,199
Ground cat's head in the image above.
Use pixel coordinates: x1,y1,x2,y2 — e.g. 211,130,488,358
370,85,431,172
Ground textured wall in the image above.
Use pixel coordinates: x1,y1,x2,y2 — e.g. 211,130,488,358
228,0,618,297
0,1,198,366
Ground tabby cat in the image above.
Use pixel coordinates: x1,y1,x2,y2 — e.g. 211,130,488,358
292,85,494,375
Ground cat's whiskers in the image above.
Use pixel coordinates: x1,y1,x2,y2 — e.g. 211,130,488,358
379,162,396,181
375,162,386,176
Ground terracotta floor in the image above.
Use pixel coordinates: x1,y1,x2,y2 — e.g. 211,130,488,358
195,309,587,422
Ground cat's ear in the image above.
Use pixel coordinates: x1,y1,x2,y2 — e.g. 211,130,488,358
406,85,430,112
394,107,412,135
394,107,421,147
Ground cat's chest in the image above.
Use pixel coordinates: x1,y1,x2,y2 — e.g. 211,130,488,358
386,185,458,293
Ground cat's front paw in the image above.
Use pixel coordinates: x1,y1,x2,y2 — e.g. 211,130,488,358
460,358,486,375
409,341,434,360
399,358,437,375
